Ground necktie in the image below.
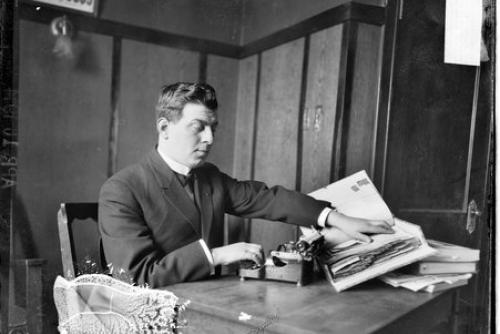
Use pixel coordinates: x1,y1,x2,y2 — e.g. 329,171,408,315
177,172,201,234
177,173,195,203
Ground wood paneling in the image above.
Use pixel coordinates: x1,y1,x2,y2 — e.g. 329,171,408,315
373,0,400,193
345,23,383,177
100,0,243,45
251,38,304,253
16,20,112,321
206,55,239,174
19,2,242,58
117,40,199,170
227,55,259,243
382,1,493,331
241,0,385,45
301,25,343,193
240,2,385,58
233,56,259,181
384,0,476,212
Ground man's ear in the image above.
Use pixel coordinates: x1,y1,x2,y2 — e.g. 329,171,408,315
157,117,169,139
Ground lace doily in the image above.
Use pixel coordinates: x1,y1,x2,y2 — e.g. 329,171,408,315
53,274,179,333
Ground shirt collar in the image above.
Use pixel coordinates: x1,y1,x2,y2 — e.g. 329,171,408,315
157,148,191,176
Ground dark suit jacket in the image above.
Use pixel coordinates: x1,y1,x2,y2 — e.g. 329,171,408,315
99,149,329,287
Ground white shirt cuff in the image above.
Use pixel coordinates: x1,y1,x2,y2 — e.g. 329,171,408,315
317,207,333,227
199,239,215,275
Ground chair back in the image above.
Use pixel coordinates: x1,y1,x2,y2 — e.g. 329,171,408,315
57,203,104,279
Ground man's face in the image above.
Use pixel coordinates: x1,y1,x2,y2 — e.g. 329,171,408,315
161,102,218,169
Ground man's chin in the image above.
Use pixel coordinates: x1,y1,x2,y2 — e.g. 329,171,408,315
190,156,209,168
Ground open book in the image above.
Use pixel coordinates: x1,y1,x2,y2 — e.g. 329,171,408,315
302,171,436,292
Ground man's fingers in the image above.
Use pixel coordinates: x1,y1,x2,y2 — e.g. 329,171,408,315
371,219,393,228
354,232,371,244
244,245,265,265
367,220,394,233
247,243,265,263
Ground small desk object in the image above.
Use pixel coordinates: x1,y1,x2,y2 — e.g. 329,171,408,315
167,276,458,334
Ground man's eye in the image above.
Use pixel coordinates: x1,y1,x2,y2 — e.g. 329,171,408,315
192,123,204,132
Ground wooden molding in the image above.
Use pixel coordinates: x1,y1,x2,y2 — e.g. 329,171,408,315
108,37,121,178
240,3,385,58
19,1,385,60
18,2,242,58
332,21,358,180
374,0,400,195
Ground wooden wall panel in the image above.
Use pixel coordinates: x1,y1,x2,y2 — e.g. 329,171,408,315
345,23,383,177
206,55,239,174
16,19,112,325
117,40,199,170
232,56,259,180
241,0,385,44
251,39,304,253
301,25,343,193
101,0,242,45
384,0,476,211
227,55,258,243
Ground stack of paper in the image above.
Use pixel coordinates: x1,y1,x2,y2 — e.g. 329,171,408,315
403,239,479,275
383,239,480,293
380,272,473,293
425,239,480,262
321,227,421,280
303,171,435,292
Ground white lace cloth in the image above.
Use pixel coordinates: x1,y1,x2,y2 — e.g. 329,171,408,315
53,274,178,334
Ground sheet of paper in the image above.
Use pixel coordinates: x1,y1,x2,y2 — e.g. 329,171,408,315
307,170,393,221
380,273,473,292
301,170,393,238
444,0,482,66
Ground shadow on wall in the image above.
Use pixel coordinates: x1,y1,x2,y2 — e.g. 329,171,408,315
73,34,101,74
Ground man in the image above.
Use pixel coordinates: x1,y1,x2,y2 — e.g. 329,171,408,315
99,82,393,288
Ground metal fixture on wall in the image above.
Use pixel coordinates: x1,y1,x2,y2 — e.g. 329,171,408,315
313,105,323,132
50,15,74,58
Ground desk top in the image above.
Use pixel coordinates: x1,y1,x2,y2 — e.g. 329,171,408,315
167,276,454,334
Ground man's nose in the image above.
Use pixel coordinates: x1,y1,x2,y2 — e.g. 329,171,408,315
201,126,214,144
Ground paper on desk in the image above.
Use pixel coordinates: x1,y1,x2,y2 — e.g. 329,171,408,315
325,219,435,292
300,171,435,292
380,272,473,292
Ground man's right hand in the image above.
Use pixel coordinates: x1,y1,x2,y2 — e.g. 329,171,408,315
211,242,265,267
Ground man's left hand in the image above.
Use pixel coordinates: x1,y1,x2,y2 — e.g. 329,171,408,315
325,211,394,243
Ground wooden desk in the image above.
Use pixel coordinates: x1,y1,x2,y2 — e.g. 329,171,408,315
168,276,457,334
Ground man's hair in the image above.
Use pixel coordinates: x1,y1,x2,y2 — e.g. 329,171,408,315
155,82,218,122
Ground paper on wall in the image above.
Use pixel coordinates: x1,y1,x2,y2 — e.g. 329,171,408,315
444,0,483,66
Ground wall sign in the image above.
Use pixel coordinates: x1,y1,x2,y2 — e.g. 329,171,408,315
31,0,99,16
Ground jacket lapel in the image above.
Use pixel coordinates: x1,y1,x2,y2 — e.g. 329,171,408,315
193,168,214,242
146,150,201,236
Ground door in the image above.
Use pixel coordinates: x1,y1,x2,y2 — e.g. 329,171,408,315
383,0,493,332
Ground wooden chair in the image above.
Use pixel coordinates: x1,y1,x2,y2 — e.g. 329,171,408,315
57,202,105,279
